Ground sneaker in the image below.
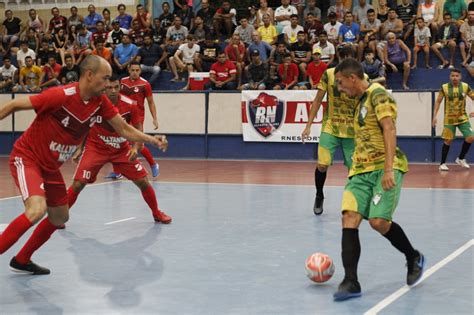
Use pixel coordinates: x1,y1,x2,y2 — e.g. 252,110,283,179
9,257,50,275
154,211,172,224
104,172,123,180
313,195,324,215
455,158,470,169
407,250,425,286
439,163,449,171
333,278,362,301
151,163,160,177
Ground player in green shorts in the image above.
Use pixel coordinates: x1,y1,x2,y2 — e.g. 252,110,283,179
432,69,474,171
332,59,424,301
301,46,357,215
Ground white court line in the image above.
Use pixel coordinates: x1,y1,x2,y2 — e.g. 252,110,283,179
104,217,136,225
364,239,474,315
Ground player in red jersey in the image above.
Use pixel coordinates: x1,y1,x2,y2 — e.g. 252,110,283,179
0,55,167,275
107,61,160,179
67,74,171,224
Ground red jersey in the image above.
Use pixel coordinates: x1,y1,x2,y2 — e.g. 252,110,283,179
12,83,118,172
306,61,328,85
278,63,299,85
87,94,140,153
91,31,109,44
120,76,152,111
210,61,237,82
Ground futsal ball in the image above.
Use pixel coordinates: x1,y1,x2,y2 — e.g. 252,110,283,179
305,252,335,283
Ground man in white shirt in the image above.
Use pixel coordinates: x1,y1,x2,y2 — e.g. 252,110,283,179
324,12,343,45
275,0,298,29
313,31,336,65
16,41,36,68
0,55,17,91
282,14,304,44
169,34,200,88
353,0,374,23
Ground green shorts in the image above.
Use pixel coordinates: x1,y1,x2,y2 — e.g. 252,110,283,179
317,132,354,168
341,169,404,220
442,121,474,140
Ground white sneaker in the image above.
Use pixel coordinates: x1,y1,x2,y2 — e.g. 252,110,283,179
455,158,470,169
439,163,449,171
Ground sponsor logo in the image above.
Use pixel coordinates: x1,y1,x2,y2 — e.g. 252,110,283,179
98,135,127,149
49,141,78,162
248,92,284,137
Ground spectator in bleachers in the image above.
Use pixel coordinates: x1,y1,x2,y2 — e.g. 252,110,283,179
92,39,112,64
275,0,298,29
107,20,129,50
74,25,92,65
283,14,304,44
196,0,215,30
338,12,360,53
248,31,272,62
354,0,373,23
25,28,39,53
383,32,411,89
467,45,474,77
291,0,305,23
412,17,431,69
169,34,200,83
269,42,290,78
173,0,188,15
213,1,237,38
129,20,148,48
40,55,62,89
190,16,210,43
159,2,175,31
305,48,327,89
116,4,133,30
304,0,322,22
152,18,167,46
133,4,152,30
417,0,438,41
53,28,67,65
324,12,343,45
431,13,458,69
16,41,36,68
241,49,269,90
37,39,58,66
377,8,403,61
460,11,474,67
234,17,255,46
257,13,277,45
225,33,246,86
113,34,138,75
48,7,67,35
91,21,109,51
313,31,336,65
328,0,347,23
361,48,386,85
67,6,84,30
102,8,113,32
205,51,237,90
0,56,17,92
397,0,416,42
359,9,381,61
2,10,22,52
13,56,42,92
256,0,275,27
136,34,166,85
274,52,300,90
197,34,221,71
376,0,390,23
291,31,312,81
305,12,324,44
166,16,189,56
176,3,194,29
443,0,467,23
58,54,80,84
26,9,45,40
84,5,103,33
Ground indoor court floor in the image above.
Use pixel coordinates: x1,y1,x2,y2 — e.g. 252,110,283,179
0,158,473,315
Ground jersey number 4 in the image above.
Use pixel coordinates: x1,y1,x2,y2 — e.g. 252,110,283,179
61,116,70,127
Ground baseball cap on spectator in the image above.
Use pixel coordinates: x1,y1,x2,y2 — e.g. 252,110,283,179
328,12,337,18
250,49,260,57
312,47,322,55
112,19,120,25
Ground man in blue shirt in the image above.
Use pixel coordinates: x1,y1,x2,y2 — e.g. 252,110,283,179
115,3,133,30
84,4,103,33
113,34,138,75
338,12,360,58
247,31,272,62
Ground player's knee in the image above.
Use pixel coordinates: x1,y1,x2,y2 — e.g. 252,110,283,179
71,180,85,193
444,139,452,145
341,211,362,228
317,164,328,172
369,218,390,234
24,198,48,223
134,178,149,191
466,136,474,144
48,206,69,225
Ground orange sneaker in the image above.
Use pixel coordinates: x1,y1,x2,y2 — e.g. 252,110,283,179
153,211,172,224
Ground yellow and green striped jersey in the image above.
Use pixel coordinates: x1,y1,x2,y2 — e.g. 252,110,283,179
439,82,473,125
349,83,408,177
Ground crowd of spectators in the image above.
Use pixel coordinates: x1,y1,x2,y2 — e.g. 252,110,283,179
0,0,473,93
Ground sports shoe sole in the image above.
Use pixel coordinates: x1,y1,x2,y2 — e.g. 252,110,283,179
333,291,362,301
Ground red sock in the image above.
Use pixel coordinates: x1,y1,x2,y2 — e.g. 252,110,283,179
140,146,156,167
15,217,57,264
141,185,160,216
67,187,80,208
0,214,33,254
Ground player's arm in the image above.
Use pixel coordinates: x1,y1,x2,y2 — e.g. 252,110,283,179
302,88,325,143
379,116,397,191
146,94,159,130
107,114,167,151
432,92,444,127
0,96,34,120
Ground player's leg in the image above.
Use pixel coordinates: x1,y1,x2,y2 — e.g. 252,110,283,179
455,122,474,168
368,170,424,286
440,125,455,170
334,174,371,301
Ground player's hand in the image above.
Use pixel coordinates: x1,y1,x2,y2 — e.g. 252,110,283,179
127,148,139,161
382,170,395,191
432,117,437,127
391,64,398,72
152,119,159,130
72,148,83,164
151,135,168,152
301,126,311,143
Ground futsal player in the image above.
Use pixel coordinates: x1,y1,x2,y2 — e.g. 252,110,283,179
107,61,160,179
0,55,168,275
67,74,171,223
432,69,474,171
332,58,424,301
301,46,359,215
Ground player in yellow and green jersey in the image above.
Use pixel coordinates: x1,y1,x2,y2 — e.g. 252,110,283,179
332,59,424,301
301,46,359,216
433,69,474,171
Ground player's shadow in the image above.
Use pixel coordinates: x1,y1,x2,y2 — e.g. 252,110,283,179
65,225,163,308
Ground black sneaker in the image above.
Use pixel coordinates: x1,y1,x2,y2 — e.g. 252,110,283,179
333,278,362,301
407,250,425,286
313,195,324,215
9,257,50,275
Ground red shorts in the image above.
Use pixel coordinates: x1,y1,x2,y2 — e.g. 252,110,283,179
74,145,148,183
9,153,67,207
137,107,145,124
